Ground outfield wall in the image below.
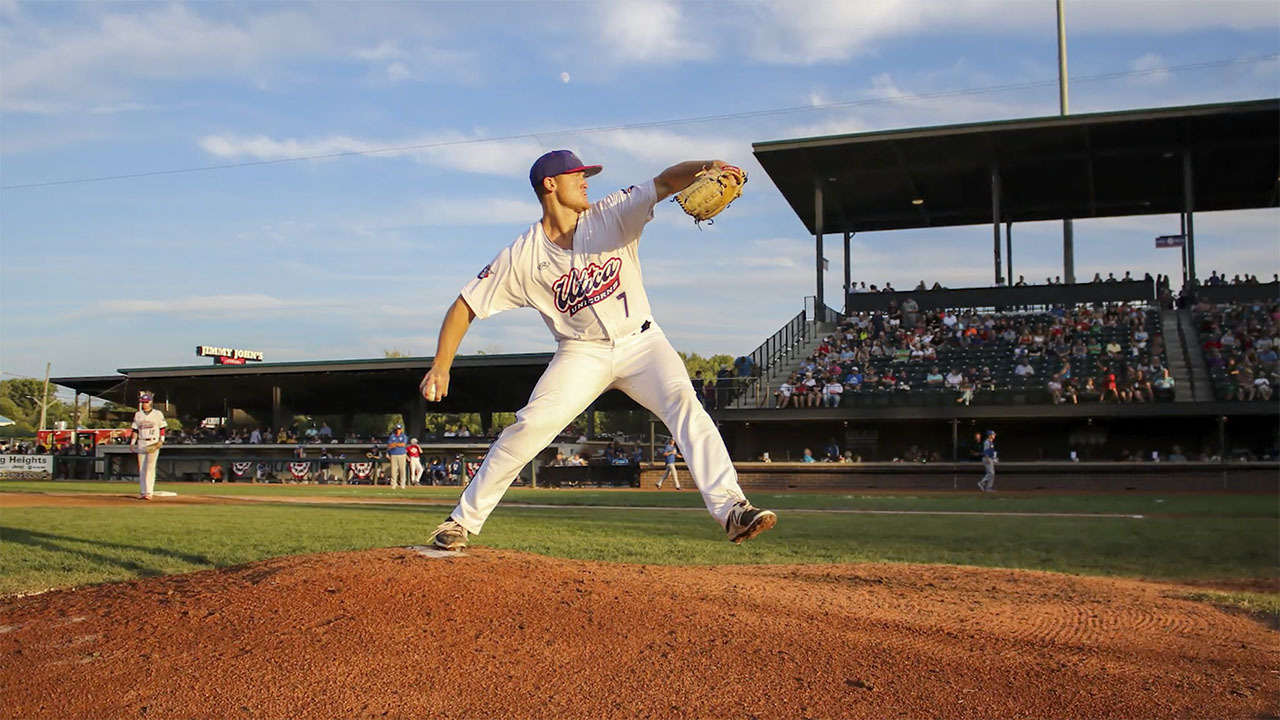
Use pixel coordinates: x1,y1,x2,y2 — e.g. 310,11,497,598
640,462,1279,493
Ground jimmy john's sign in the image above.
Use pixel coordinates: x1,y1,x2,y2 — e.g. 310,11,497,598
196,346,264,365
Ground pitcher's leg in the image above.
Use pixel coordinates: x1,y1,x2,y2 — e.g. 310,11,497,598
449,343,613,534
614,332,746,526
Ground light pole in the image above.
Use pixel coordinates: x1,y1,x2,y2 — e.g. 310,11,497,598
1057,0,1075,284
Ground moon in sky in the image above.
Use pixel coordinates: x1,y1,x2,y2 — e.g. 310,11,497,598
560,72,571,84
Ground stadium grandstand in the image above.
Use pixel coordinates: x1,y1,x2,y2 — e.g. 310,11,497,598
47,99,1279,486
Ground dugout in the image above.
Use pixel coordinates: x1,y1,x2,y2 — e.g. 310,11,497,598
53,353,645,446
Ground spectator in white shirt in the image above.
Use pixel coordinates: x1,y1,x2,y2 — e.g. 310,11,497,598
1014,358,1035,377
822,378,844,407
775,373,796,409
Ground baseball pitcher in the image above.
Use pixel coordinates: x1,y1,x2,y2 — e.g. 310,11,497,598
420,150,776,550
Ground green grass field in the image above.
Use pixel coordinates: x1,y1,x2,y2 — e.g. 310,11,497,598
1,481,1277,612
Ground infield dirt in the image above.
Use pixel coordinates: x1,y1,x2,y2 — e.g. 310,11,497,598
1,547,1276,719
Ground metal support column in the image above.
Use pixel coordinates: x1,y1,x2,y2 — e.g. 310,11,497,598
271,386,284,431
1183,150,1197,283
991,168,1003,284
649,418,656,465
842,231,852,315
1217,415,1227,464
1063,221,1075,284
814,182,825,318
1005,221,1014,285
408,394,427,444
1180,213,1188,285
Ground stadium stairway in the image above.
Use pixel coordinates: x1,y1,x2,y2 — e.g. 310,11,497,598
729,320,837,409
1172,307,1213,402
1160,309,1194,402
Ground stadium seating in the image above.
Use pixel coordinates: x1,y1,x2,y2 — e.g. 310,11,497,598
770,303,1170,408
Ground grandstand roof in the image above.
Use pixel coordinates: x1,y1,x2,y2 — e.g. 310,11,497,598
753,98,1280,234
53,353,641,416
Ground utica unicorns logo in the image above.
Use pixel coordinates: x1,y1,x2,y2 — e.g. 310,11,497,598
553,257,623,316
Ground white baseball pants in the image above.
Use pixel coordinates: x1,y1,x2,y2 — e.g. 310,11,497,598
449,324,747,534
409,457,424,485
137,449,159,496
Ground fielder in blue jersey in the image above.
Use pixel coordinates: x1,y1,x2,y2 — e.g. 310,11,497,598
978,429,997,492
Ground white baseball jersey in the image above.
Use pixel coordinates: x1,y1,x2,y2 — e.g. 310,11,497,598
132,409,165,448
460,179,657,342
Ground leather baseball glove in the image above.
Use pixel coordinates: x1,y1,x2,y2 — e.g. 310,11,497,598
146,441,163,452
673,165,746,225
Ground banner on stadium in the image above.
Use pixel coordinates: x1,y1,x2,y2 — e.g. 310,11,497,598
348,462,373,479
0,454,53,480
1155,234,1186,249
288,462,311,480
231,462,252,477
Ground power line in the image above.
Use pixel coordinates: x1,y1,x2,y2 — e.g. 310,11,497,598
2,54,1275,191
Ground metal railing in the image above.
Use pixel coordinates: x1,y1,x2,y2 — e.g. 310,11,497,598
749,309,807,382
803,296,843,325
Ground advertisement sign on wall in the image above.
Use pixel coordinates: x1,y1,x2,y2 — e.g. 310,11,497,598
0,454,53,480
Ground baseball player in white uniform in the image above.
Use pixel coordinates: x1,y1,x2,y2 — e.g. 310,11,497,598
130,391,165,500
421,150,777,550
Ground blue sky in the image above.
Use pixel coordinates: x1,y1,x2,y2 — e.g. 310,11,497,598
2,0,1278,390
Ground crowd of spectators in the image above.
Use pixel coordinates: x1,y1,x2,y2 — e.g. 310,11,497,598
849,270,1176,294
544,439,647,468
1196,298,1279,402
769,300,1170,408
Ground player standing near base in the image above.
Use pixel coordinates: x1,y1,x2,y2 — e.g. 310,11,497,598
386,423,408,489
407,438,424,486
979,429,998,492
130,391,165,500
420,150,777,550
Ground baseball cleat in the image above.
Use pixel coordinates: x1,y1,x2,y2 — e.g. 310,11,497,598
725,501,777,544
429,519,468,551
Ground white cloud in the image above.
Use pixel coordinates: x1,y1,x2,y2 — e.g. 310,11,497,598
583,128,747,169
2,4,333,112
1130,53,1170,83
0,4,483,114
590,0,710,63
737,0,1279,65
385,62,413,83
197,132,541,177
411,197,541,227
355,40,405,62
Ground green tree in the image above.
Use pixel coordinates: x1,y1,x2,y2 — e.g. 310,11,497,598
0,378,53,422
675,351,736,380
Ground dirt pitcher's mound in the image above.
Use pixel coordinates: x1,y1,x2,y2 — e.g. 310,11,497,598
1,550,1276,720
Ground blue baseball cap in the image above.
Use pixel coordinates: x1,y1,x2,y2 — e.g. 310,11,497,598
138,392,153,402
529,150,601,190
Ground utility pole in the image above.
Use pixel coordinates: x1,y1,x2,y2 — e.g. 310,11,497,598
38,362,51,431
1057,0,1075,284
